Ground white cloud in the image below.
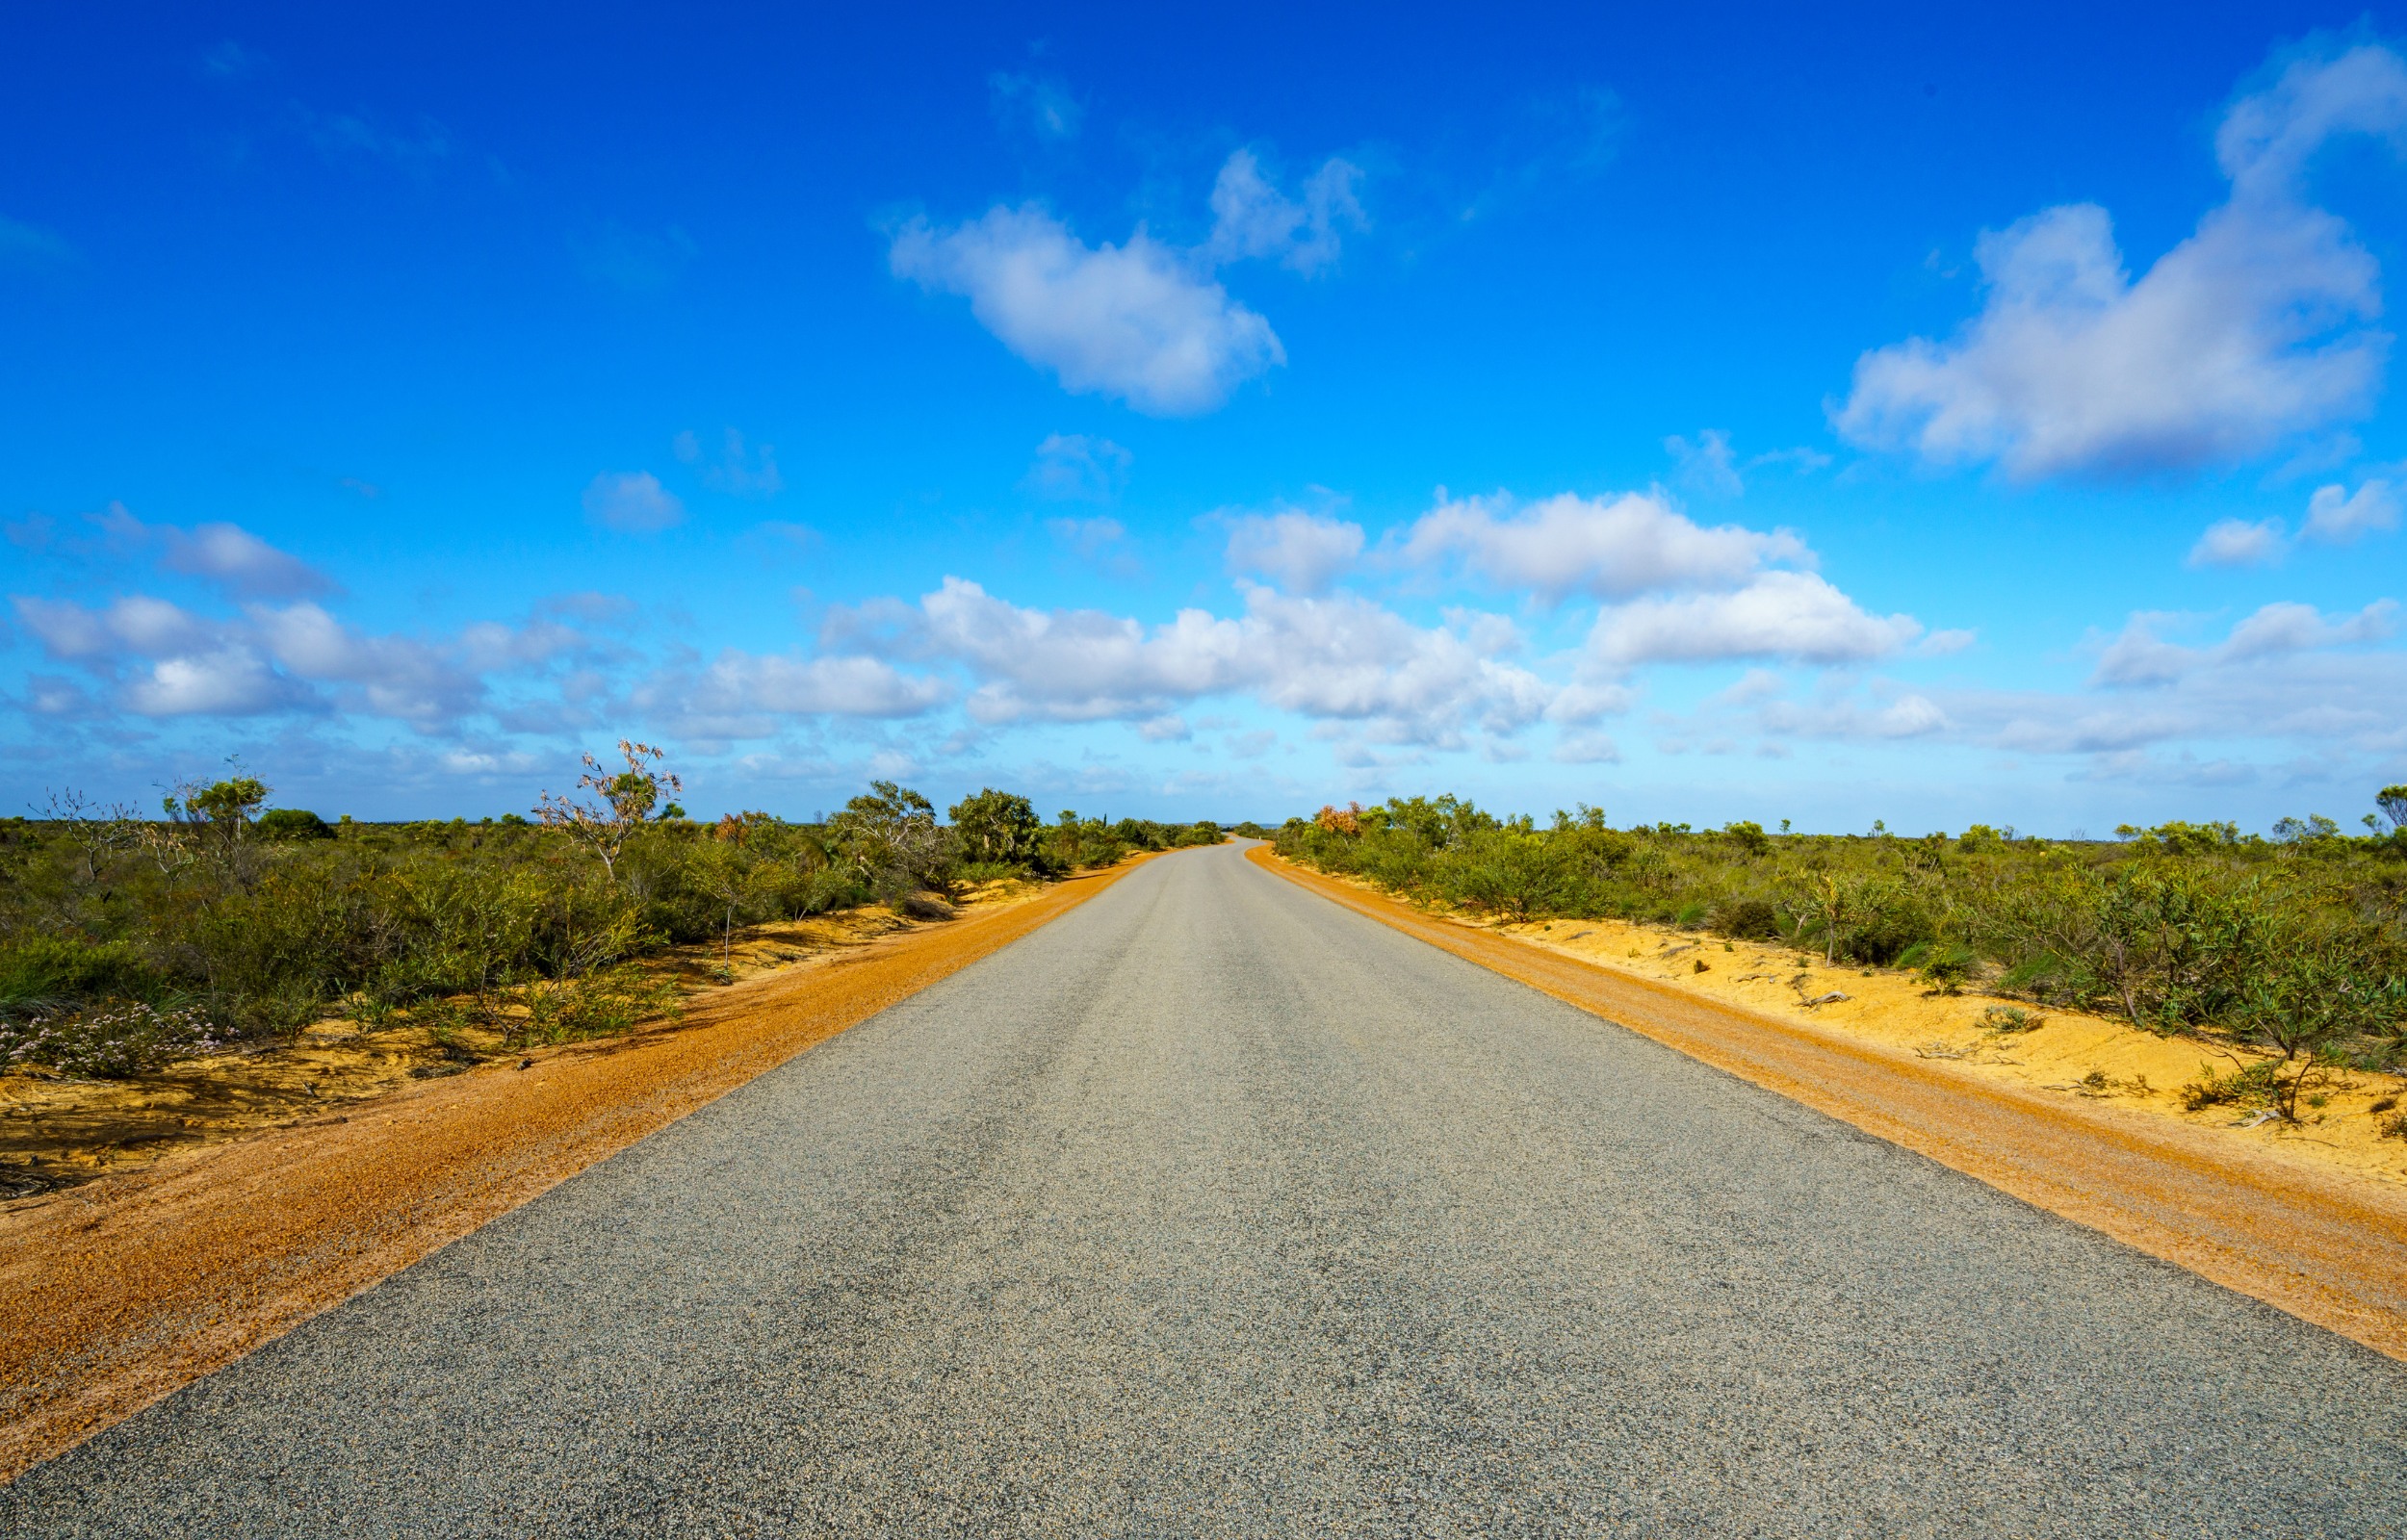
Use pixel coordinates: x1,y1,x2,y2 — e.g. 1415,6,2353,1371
1205,149,1366,275
2303,477,2401,542
2190,478,2402,565
1401,490,1809,603
1836,42,2407,478
123,650,309,717
1664,429,1743,496
85,503,336,599
890,205,1283,415
1024,433,1132,501
671,653,953,719
1222,508,1364,594
1925,603,2407,765
13,595,214,658
674,428,783,499
1587,571,1922,669
156,522,334,598
1551,730,1622,763
1544,682,1635,723
250,602,486,724
2188,516,2289,568
9,587,618,732
2093,599,2396,687
582,471,686,532
1137,714,1191,742
851,577,1553,745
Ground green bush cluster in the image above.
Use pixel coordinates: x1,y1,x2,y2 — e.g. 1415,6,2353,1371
0,775,1226,1077
1278,794,2407,1087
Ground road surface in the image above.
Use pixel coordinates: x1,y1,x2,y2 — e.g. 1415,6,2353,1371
7,841,2403,1536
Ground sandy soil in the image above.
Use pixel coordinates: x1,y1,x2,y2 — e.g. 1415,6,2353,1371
1494,913,2407,1192
0,860,1152,1483
1252,846,2407,1362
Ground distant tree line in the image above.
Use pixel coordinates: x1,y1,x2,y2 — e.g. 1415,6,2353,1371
0,744,1226,1077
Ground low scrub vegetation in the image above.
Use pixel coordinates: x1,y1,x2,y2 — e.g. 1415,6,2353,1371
1,746,1225,1077
1280,792,2407,1115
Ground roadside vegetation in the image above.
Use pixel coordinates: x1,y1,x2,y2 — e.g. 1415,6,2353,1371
0,744,1224,1080
1279,792,2407,1122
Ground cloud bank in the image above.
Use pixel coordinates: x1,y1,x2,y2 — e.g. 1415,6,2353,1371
1836,42,2407,478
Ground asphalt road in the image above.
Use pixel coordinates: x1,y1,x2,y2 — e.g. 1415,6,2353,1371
9,841,2405,1537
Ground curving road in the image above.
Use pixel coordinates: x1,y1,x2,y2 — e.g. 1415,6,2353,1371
7,841,2404,1536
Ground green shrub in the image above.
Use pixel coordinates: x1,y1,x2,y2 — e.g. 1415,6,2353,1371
0,937,158,1009
256,808,333,840
512,966,682,1046
1711,898,1782,940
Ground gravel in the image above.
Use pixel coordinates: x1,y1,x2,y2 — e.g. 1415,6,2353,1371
8,840,2403,1536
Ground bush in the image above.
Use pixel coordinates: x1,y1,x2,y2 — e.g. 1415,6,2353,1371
512,966,681,1047
256,808,334,840
1711,898,1782,939
0,937,158,1009
2181,1061,2280,1112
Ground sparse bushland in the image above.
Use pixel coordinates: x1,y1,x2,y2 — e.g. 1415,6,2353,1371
1278,794,2407,1116
0,754,1225,1080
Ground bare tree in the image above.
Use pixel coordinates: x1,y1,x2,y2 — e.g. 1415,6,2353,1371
535,740,683,884
39,787,141,885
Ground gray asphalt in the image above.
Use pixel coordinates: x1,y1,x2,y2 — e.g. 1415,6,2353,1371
8,840,2405,1537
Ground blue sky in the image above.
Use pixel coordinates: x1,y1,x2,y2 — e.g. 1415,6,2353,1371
5,3,2406,834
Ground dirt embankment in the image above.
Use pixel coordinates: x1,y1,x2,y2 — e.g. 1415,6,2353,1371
0,858,1153,1484
1252,845,2407,1362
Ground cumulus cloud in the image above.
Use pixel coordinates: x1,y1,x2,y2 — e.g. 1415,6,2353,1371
1221,508,1364,594
1898,601,2407,767
2092,600,2396,687
122,650,312,717
250,602,488,724
890,205,1284,415
1205,149,1366,274
582,471,686,532
1024,433,1132,501
836,577,1552,745
653,653,952,723
1401,490,1810,602
1835,42,2407,478
156,523,333,598
82,504,336,599
2303,477,2401,542
7,588,618,732
1586,571,1923,669
2188,516,2290,568
2189,478,2401,566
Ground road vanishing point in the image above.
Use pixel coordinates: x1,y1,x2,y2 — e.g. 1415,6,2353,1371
7,841,2404,1537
